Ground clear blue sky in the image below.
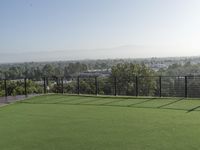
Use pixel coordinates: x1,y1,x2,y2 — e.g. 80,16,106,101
1,0,200,62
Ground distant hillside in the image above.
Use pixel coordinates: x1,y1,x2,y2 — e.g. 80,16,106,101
1,45,200,63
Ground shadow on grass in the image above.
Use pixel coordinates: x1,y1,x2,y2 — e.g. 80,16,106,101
75,98,106,104
187,106,200,113
53,98,82,104
127,98,156,107
100,99,131,105
19,95,200,113
157,98,184,108
63,94,160,100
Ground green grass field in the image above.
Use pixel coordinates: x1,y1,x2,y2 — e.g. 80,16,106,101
1,94,200,150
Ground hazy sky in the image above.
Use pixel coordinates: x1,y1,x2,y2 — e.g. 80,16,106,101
1,0,200,62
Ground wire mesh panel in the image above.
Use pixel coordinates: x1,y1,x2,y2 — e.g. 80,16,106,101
27,78,44,95
3,75,200,98
63,77,77,94
161,76,185,97
44,77,63,94
0,80,5,97
0,79,6,104
6,79,25,96
114,76,136,96
187,76,200,98
79,77,96,95
138,76,159,97
98,77,115,95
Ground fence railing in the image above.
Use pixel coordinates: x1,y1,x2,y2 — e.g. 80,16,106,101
1,76,200,100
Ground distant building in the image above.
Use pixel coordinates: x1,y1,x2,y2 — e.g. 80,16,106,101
148,64,168,71
79,69,111,77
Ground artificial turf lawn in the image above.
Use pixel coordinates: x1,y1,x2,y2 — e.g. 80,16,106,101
1,95,200,150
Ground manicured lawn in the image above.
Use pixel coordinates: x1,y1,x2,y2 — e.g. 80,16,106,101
1,94,200,150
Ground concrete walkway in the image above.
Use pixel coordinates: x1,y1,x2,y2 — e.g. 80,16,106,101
0,94,40,106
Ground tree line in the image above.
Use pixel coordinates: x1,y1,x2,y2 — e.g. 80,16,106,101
0,62,88,80
1,60,200,97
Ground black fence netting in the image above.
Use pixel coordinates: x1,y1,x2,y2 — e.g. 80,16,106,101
161,76,185,97
98,77,115,95
5,79,25,96
2,76,200,102
115,76,135,96
138,76,160,97
27,78,44,95
79,77,96,95
63,77,77,94
0,80,5,97
187,76,200,98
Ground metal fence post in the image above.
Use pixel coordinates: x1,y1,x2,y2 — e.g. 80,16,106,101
4,79,8,97
24,78,27,97
135,76,138,96
77,76,80,95
114,76,117,96
61,77,64,94
46,77,49,86
55,77,59,93
185,76,188,98
46,77,49,93
56,77,59,86
159,76,162,97
95,76,98,95
43,77,46,94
